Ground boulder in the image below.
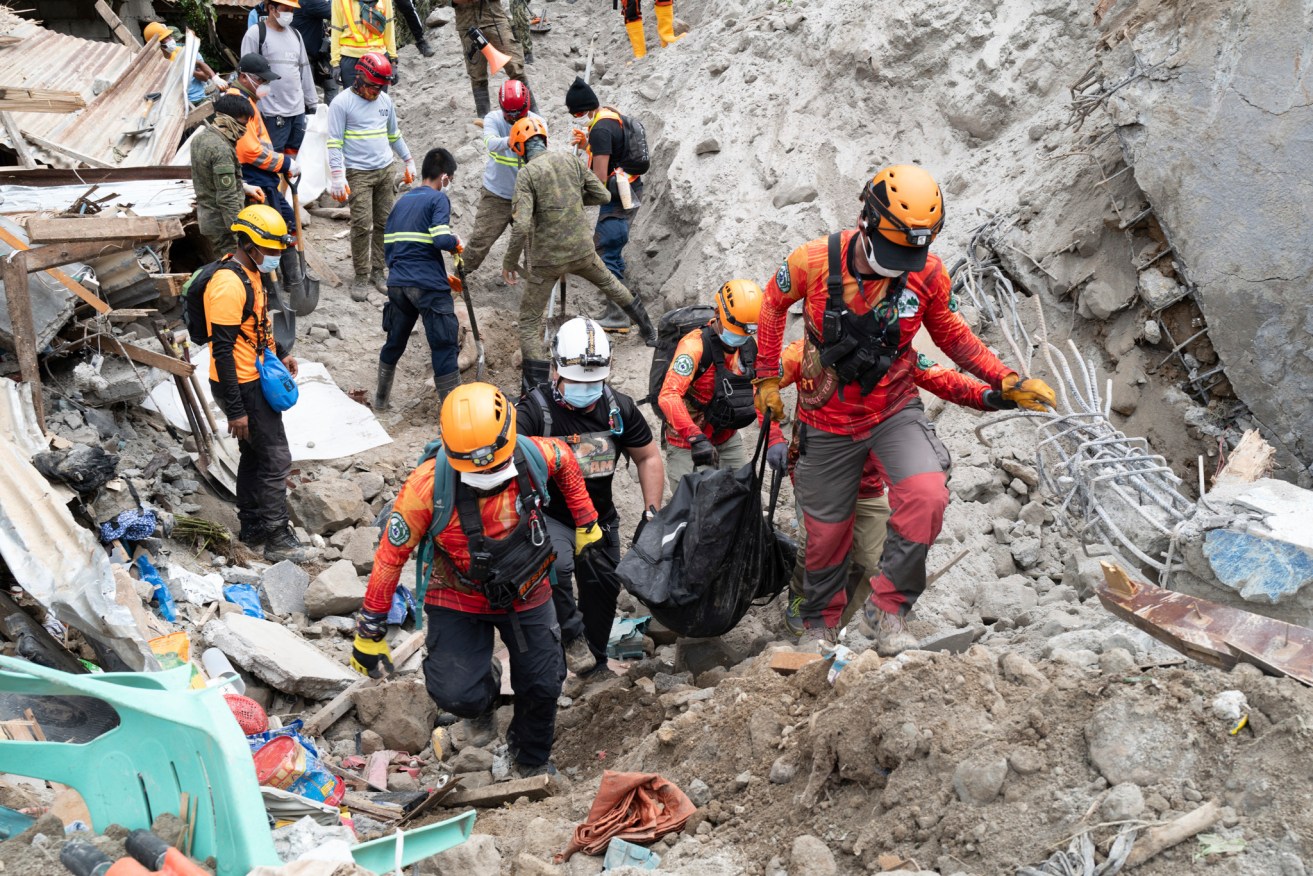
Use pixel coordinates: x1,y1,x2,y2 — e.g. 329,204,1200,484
261,561,309,617
305,560,367,619
288,478,368,535
789,835,836,876
973,574,1037,623
352,676,438,753
341,526,380,574
202,614,356,698
950,466,995,502
1078,277,1136,321
953,755,1009,805
1085,699,1196,786
1138,269,1187,310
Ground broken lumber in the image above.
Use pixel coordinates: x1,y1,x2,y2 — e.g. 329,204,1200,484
300,631,426,736
27,216,184,244
20,132,113,169
0,225,111,315
2,252,43,428
0,111,35,169
150,273,190,299
445,775,553,808
342,792,406,822
94,0,142,48
769,651,825,674
0,87,85,114
1214,429,1276,486
185,101,214,129
1124,800,1221,868
63,334,195,378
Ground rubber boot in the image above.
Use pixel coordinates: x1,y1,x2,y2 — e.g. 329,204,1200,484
374,361,396,411
625,20,647,58
279,249,305,313
473,84,491,119
655,3,684,47
521,358,551,398
434,369,462,409
595,300,630,332
622,297,658,347
416,37,435,57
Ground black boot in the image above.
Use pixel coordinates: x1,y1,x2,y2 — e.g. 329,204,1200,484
622,297,658,347
374,361,396,411
473,84,490,118
521,358,550,398
595,300,630,332
264,523,313,564
279,250,306,314
416,37,435,57
435,369,462,409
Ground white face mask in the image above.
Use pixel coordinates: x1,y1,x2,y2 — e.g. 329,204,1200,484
255,83,272,99
163,39,177,53
276,10,294,26
461,459,518,491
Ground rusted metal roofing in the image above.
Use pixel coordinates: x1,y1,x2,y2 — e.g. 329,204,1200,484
0,10,188,168
213,0,262,8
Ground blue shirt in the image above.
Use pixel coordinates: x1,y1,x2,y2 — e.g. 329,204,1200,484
384,186,459,291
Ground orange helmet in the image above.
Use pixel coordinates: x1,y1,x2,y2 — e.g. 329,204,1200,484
509,117,548,157
714,279,763,337
858,164,944,273
440,383,516,472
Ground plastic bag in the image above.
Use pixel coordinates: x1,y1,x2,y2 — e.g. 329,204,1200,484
136,555,177,622
224,583,266,619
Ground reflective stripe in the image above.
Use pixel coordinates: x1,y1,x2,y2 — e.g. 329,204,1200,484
326,138,344,149
428,224,451,236
387,132,401,142
384,232,433,244
344,127,388,140
491,154,518,166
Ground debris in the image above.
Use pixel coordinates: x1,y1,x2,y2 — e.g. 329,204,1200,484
32,443,119,493
202,614,358,699
556,771,695,861
352,676,438,753
300,631,426,736
1124,800,1222,868
448,774,555,809
951,755,1009,805
788,835,836,876
603,837,660,870
305,560,367,618
1194,832,1246,861
262,561,311,617
769,651,824,674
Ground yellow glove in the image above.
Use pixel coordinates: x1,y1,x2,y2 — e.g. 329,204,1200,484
350,635,394,679
753,376,784,421
575,522,603,555
1001,373,1057,412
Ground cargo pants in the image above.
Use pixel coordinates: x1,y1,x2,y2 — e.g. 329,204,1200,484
346,165,395,280
546,514,622,665
461,188,514,274
455,1,525,89
518,253,633,362
662,431,748,496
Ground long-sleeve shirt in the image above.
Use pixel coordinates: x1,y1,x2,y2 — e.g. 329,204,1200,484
226,86,291,174
240,22,317,118
330,0,396,64
383,186,459,289
657,327,784,450
190,126,244,252
504,151,609,271
363,437,598,615
480,108,542,200
326,88,410,173
206,261,274,418
756,229,1013,438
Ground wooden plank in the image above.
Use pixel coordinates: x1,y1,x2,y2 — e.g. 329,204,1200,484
97,335,195,378
185,101,214,129
24,239,135,272
302,241,341,289
341,792,406,821
300,632,426,737
444,775,553,808
94,0,142,49
2,251,43,430
27,216,181,244
20,132,114,170
150,273,190,299
0,111,35,169
0,226,113,315
768,651,825,675
0,87,86,114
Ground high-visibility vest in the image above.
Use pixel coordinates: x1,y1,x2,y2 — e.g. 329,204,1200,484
338,0,391,52
588,108,638,183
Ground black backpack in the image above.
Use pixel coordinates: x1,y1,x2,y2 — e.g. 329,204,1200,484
181,259,256,345
642,305,716,425
613,111,650,176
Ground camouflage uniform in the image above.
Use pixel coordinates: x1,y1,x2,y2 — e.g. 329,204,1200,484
509,0,532,61
451,0,525,88
190,123,245,260
504,151,633,360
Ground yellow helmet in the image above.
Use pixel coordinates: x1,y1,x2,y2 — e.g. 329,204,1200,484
714,279,763,337
230,204,293,251
440,383,517,473
143,22,172,44
858,164,944,273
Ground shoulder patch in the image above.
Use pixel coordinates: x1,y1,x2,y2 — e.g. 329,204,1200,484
916,353,936,371
672,353,696,377
948,292,960,313
896,287,921,318
386,511,411,546
775,261,791,294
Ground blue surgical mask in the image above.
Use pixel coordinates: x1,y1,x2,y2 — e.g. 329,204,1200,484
257,253,280,274
562,382,604,409
719,329,751,348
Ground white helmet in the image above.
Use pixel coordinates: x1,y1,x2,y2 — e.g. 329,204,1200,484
552,317,611,382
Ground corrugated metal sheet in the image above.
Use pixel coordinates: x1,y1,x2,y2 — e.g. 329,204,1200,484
0,10,189,168
214,0,261,7
0,179,196,218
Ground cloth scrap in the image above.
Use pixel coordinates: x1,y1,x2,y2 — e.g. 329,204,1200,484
556,770,697,862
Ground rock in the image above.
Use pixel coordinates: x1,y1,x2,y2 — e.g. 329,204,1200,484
771,182,818,209
418,832,501,876
1100,783,1146,822
202,615,357,698
1138,269,1187,310
1078,277,1136,321
706,57,730,75
288,478,368,535
974,574,1038,623
449,747,495,773
353,677,438,753
261,561,309,616
425,6,453,26
1144,319,1162,344
357,471,386,502
360,729,384,755
769,756,797,784
388,772,419,792
1098,647,1137,675
1010,536,1042,570
1085,699,1196,786
1018,501,1051,526
831,648,883,697
917,626,981,654
748,711,784,755
686,778,711,808
305,560,366,619
950,466,996,501
1001,458,1040,488
514,853,562,875
1008,748,1044,776
694,138,721,155
789,835,837,876
341,526,380,574
999,652,1049,688
733,771,752,791
953,755,1009,805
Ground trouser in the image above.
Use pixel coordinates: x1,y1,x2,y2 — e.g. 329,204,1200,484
339,55,391,91
546,513,621,665
621,0,674,23
594,188,641,283
663,432,748,495
265,112,307,155
242,165,295,237
793,400,951,628
422,601,564,768
462,188,514,274
518,253,633,361
789,493,891,628
345,165,395,279
394,0,425,42
455,2,526,89
197,222,236,262
509,0,532,58
380,285,460,379
211,378,293,532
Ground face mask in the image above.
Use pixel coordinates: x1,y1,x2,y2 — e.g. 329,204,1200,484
276,10,294,26
562,381,604,409
255,83,271,99
719,329,751,348
256,252,280,274
163,40,177,52
461,459,518,491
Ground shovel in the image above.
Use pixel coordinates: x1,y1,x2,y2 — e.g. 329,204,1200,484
124,91,162,138
288,176,321,316
454,254,486,380
266,278,297,354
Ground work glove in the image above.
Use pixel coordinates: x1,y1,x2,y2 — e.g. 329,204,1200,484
389,57,400,85
349,610,393,678
752,376,785,421
575,521,603,555
285,157,301,180
1001,373,1057,412
766,441,788,474
242,183,266,203
570,128,589,149
403,157,417,184
329,168,349,202
448,273,463,294
633,506,656,543
332,66,344,86
689,435,719,468
210,74,229,92
453,235,465,253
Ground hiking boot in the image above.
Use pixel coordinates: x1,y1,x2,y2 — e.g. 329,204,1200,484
782,594,805,638
263,523,313,564
513,759,558,779
795,624,837,653
858,600,917,657
370,269,388,294
350,276,372,302
416,37,435,58
374,361,396,411
238,521,269,546
594,300,630,332
462,657,503,747
564,636,598,675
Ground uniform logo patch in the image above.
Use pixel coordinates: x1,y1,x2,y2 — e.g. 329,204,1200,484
916,353,936,371
948,292,960,313
386,511,411,546
672,353,696,377
896,288,921,318
775,262,791,294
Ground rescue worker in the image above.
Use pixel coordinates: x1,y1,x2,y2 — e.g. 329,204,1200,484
460,80,541,276
501,117,656,394
326,52,415,300
240,0,317,161
330,0,398,89
617,0,684,58
657,279,786,494
375,147,464,412
516,318,665,675
191,95,256,261
753,164,1057,651
394,0,435,57
290,0,337,102
353,382,604,777
227,55,299,234
565,78,645,333
433,0,531,118
145,21,223,106
205,205,310,563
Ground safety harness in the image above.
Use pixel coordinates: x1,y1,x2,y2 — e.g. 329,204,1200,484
692,325,757,431
529,386,624,479
809,231,909,396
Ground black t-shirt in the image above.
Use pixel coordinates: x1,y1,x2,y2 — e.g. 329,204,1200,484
515,385,653,526
587,116,624,163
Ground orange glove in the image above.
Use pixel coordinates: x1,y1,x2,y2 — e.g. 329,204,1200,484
1001,373,1057,411
570,128,589,149
448,273,463,294
403,157,417,185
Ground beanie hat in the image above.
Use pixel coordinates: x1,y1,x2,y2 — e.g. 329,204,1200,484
565,77,599,114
